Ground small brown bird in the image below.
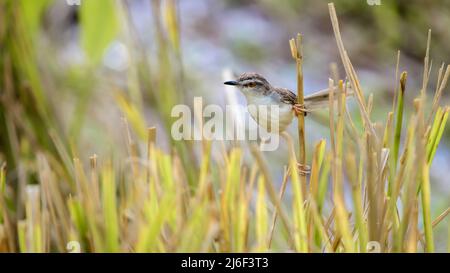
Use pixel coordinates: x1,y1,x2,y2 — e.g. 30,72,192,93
224,72,345,132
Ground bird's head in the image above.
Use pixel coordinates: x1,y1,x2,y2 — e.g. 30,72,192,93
224,72,271,96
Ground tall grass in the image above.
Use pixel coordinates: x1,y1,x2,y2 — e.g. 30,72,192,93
0,1,449,252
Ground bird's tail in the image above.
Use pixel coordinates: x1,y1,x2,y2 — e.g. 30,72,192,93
304,84,353,111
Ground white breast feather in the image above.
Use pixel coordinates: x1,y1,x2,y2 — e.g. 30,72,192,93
245,93,294,133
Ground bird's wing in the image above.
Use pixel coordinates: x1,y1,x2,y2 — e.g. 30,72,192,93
274,87,297,105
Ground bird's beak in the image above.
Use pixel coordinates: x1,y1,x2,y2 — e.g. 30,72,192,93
224,80,238,86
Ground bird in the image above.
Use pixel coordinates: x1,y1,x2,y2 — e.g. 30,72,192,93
224,72,347,133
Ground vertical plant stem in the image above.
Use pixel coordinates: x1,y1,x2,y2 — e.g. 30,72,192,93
393,72,407,176
102,162,119,252
448,220,450,253
421,163,434,252
290,34,307,196
289,148,308,252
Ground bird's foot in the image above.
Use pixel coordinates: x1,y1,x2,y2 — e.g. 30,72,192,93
297,163,311,176
293,103,311,116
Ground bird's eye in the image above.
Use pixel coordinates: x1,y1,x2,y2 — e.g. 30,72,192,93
248,82,256,88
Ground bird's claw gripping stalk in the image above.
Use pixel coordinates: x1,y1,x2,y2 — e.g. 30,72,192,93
293,103,311,116
297,163,311,176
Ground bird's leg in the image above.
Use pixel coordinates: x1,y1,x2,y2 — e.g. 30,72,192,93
293,103,311,116
297,163,311,176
